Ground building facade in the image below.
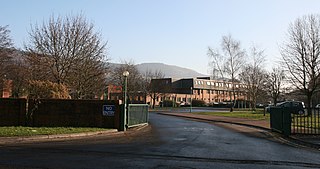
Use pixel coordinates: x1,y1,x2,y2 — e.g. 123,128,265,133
1,79,12,98
104,84,146,104
148,77,248,107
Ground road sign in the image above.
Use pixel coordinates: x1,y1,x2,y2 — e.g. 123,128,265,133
103,105,115,116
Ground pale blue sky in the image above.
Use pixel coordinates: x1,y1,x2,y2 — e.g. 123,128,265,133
1,0,320,74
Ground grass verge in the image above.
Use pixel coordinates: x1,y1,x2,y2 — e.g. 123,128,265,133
0,126,110,137
193,109,270,120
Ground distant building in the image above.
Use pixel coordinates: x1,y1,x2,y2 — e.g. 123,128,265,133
1,79,12,98
104,84,146,104
148,77,249,107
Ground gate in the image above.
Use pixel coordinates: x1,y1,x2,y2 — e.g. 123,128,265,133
291,109,320,134
270,107,320,135
127,104,149,128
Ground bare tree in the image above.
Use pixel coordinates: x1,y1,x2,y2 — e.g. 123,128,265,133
281,14,320,114
207,47,225,79
208,35,246,111
0,25,12,48
267,67,286,106
6,50,30,98
109,61,143,103
240,46,267,111
69,59,108,99
142,69,165,108
26,14,108,99
0,25,13,79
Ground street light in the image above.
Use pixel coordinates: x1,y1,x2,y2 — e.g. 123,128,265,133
123,71,129,131
190,87,193,112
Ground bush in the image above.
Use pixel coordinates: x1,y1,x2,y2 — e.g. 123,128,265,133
162,100,175,107
192,99,206,107
27,80,70,99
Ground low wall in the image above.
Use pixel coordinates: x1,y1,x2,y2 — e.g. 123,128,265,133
0,99,120,129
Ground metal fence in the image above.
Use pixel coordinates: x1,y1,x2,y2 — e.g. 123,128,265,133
127,104,149,128
291,109,320,134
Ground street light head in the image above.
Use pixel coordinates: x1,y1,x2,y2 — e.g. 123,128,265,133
123,71,129,77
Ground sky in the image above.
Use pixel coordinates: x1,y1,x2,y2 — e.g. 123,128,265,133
1,0,320,75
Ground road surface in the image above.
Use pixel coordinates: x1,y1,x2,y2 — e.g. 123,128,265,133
0,112,319,169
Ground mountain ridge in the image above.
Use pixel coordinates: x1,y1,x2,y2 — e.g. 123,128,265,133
136,62,207,78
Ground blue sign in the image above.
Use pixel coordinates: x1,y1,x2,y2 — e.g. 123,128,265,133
103,105,115,116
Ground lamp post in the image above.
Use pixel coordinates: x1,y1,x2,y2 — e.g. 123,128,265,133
190,87,193,112
123,71,129,131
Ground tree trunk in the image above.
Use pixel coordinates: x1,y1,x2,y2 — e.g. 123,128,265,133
307,93,312,116
152,95,156,109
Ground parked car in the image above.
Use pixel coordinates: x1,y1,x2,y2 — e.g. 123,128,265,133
256,103,265,108
179,101,190,107
275,101,305,115
265,104,273,113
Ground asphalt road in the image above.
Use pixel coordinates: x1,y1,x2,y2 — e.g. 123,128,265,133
0,112,320,169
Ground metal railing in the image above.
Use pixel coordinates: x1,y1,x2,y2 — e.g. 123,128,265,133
127,104,149,128
291,108,320,134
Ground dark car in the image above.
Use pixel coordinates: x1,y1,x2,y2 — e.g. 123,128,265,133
265,104,273,113
275,101,305,115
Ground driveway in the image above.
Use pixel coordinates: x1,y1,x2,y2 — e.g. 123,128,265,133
0,112,319,169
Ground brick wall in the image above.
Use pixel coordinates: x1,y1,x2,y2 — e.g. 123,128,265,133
0,99,120,129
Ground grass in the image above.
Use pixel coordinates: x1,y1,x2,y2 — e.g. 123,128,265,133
193,109,270,120
0,126,110,137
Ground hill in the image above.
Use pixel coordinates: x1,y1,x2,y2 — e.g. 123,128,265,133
135,63,207,78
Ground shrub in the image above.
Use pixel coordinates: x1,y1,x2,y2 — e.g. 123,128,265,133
27,80,70,99
162,100,175,107
192,99,206,107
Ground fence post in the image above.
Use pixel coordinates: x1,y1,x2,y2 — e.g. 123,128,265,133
282,109,292,136
270,107,291,136
19,99,27,126
118,104,125,131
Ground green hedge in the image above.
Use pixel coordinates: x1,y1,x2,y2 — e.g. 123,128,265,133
192,100,206,107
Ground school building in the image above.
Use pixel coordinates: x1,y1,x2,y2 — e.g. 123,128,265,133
149,77,248,107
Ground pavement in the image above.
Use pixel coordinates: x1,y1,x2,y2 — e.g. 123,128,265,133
158,112,320,151
0,112,319,151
